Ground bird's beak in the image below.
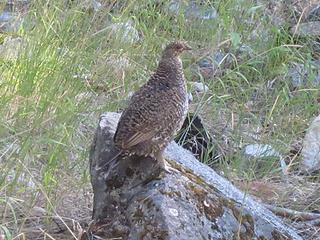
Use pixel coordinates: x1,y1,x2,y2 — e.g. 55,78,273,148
184,44,192,50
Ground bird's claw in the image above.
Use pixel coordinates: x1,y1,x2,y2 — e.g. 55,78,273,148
160,161,179,174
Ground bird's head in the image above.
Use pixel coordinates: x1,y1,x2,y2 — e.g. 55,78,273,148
162,41,192,58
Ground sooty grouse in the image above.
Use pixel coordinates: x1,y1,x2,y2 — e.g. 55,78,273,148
113,41,191,172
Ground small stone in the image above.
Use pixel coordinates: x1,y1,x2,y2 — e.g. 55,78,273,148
188,92,193,103
0,11,12,22
242,144,286,175
287,62,320,89
92,0,102,11
193,51,232,80
307,5,320,21
237,44,254,58
244,144,281,158
287,63,307,88
107,21,139,44
0,37,23,60
301,115,320,173
0,1,27,33
0,37,22,60
196,57,215,79
78,0,102,12
198,58,212,68
6,172,36,189
73,72,92,81
29,206,47,217
291,21,320,37
185,1,218,20
191,82,209,93
167,0,218,21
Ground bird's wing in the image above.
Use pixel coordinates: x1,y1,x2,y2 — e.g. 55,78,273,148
114,85,164,149
121,129,158,149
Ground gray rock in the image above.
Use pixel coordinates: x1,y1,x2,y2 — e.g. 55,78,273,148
243,144,287,174
287,61,320,88
185,1,218,20
291,21,320,37
288,63,307,88
187,92,193,102
92,0,102,11
307,5,320,21
190,81,209,93
86,112,303,240
6,172,36,189
0,1,27,32
313,40,320,57
195,58,214,80
107,20,139,44
237,44,254,58
301,115,320,173
167,0,218,21
244,144,281,158
0,13,23,33
0,37,23,60
193,51,232,80
0,10,12,22
79,0,102,12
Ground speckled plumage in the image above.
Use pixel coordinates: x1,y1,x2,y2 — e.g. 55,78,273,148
113,41,191,170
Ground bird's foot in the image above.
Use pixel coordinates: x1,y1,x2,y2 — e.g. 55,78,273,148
159,160,179,174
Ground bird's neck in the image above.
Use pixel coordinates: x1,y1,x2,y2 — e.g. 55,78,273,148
152,56,184,85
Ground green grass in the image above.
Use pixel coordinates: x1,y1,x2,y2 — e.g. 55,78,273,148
0,0,319,238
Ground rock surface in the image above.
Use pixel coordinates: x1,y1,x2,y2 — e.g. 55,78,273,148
190,81,209,93
0,37,23,60
301,115,320,173
307,5,320,21
243,144,287,175
291,21,320,37
244,144,281,159
167,0,218,21
106,20,139,44
287,61,320,89
0,1,28,32
87,112,303,240
192,50,232,80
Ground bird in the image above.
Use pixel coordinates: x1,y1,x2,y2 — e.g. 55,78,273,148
105,41,191,173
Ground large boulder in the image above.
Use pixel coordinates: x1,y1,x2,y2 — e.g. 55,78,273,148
87,112,302,240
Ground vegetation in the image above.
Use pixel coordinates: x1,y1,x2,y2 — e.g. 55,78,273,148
0,0,319,238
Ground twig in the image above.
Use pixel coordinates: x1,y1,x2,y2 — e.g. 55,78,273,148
293,7,308,37
264,203,320,222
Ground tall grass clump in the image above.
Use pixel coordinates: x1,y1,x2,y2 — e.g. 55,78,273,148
0,0,105,236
